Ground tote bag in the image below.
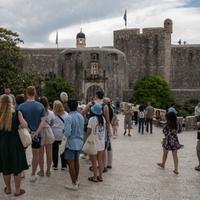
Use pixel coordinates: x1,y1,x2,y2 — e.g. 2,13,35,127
18,127,32,148
82,132,97,155
59,135,67,155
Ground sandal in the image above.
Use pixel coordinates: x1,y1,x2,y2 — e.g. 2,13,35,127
173,170,179,175
4,187,11,195
157,163,165,168
97,176,103,182
14,189,25,197
194,165,200,171
88,176,98,182
46,171,51,177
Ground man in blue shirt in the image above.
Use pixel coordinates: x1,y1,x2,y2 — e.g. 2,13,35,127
64,99,84,190
18,86,45,182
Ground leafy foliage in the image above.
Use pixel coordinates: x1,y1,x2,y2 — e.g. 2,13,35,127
176,99,199,116
42,77,75,103
0,28,43,95
0,27,24,70
130,76,174,109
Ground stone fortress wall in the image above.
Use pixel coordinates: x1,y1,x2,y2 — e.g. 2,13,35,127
21,19,200,103
114,19,200,103
58,47,128,100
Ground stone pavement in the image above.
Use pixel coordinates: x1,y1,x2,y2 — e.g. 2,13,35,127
0,114,200,200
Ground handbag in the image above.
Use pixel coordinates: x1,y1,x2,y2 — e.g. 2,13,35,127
45,127,55,144
59,135,67,155
82,132,97,155
18,127,32,148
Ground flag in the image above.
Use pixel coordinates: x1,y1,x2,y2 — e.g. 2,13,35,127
123,9,127,27
56,31,58,46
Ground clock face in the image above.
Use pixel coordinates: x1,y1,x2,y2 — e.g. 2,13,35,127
79,39,83,44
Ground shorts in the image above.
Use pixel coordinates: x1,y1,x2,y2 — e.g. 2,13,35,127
32,137,41,149
197,140,200,151
64,148,80,160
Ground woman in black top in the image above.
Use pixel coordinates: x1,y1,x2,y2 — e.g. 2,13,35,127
0,95,28,196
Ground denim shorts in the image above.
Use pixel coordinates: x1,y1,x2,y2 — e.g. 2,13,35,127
32,137,41,149
64,148,80,160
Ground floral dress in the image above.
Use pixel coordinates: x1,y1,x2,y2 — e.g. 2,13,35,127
162,125,182,151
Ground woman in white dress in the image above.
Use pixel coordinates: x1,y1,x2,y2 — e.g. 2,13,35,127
87,103,106,182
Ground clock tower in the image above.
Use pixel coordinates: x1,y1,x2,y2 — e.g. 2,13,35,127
76,29,86,48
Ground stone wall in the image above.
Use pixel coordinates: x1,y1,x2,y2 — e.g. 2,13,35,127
171,45,200,89
21,48,64,79
114,27,171,88
171,89,200,104
58,47,129,100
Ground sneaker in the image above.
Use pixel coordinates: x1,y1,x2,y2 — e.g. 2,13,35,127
103,167,108,173
30,175,37,183
194,165,200,171
64,183,78,191
123,132,126,136
53,167,58,170
128,133,131,136
80,154,87,159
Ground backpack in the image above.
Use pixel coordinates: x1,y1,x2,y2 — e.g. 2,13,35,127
139,111,145,119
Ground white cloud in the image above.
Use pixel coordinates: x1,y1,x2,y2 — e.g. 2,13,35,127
47,0,200,48
1,0,199,47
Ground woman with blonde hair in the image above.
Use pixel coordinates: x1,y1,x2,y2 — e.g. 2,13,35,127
0,95,28,196
52,100,68,170
37,96,55,177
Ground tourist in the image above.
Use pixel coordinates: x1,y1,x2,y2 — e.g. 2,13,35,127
87,103,106,182
103,97,113,169
4,87,16,107
63,100,84,190
123,105,133,136
195,122,200,171
38,96,55,177
111,113,119,138
0,95,28,196
133,104,139,125
138,105,145,134
145,102,154,134
114,96,120,114
194,102,200,123
60,92,69,112
52,100,68,170
157,112,182,174
168,104,177,114
18,86,46,182
16,94,25,108
85,91,111,172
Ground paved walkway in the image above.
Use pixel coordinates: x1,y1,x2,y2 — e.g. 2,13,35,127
0,114,200,200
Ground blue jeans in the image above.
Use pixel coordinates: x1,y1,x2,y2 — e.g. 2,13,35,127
138,118,145,134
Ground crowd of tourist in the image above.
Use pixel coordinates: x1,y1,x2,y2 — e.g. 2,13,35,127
0,86,200,197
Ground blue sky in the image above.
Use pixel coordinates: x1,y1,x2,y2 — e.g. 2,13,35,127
186,0,200,7
0,0,200,47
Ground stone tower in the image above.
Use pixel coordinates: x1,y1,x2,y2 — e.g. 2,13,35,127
164,18,173,85
76,29,86,48
113,18,173,87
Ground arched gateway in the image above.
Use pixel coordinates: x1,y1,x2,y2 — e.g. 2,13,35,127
86,85,103,99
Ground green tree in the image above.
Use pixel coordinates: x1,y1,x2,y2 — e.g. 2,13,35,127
42,77,75,103
0,28,43,94
131,76,174,109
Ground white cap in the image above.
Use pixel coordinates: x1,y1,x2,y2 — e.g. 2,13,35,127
60,92,68,103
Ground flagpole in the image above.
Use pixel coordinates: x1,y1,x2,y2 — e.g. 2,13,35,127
56,31,58,49
123,9,127,29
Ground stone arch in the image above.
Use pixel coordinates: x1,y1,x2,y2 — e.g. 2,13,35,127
86,85,103,99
